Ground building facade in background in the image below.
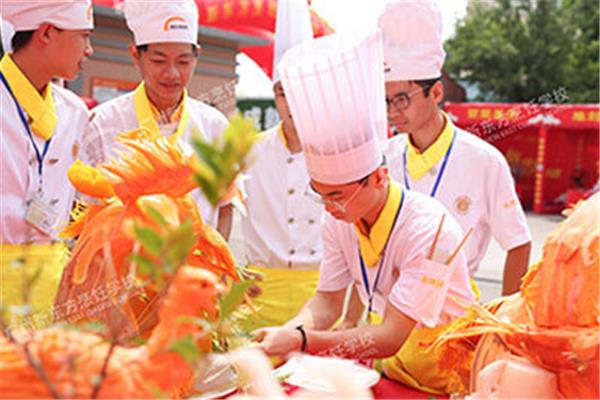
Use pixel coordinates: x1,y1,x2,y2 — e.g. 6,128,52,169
1,5,268,115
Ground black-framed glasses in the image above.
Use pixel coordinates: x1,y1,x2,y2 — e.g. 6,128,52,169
304,181,365,213
385,85,430,112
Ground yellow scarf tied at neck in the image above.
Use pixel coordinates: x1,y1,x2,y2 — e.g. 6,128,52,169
0,54,56,141
133,81,189,138
354,179,403,267
406,112,454,182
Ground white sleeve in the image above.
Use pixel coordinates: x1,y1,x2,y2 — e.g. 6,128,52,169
79,116,110,167
486,155,532,251
316,215,353,292
388,214,470,327
202,105,229,141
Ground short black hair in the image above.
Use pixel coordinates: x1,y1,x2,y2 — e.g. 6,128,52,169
357,155,387,186
11,31,35,53
411,77,442,97
136,44,198,57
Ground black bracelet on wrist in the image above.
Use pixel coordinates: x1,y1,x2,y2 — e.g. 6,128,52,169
295,324,307,352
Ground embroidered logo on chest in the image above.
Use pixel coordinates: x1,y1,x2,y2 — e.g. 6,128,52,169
454,195,472,215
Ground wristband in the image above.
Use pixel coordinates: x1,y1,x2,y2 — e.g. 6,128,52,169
295,324,307,352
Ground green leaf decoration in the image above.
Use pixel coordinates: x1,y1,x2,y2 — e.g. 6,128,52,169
163,219,195,270
192,114,259,206
128,254,158,276
167,334,200,364
144,206,168,228
218,280,253,321
133,225,164,257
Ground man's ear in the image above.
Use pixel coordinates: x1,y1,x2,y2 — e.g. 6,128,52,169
129,43,140,67
33,23,55,46
431,80,445,105
374,166,389,188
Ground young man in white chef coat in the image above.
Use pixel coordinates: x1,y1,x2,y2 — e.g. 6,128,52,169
238,1,323,330
0,1,94,323
80,0,235,237
381,2,531,295
254,30,475,395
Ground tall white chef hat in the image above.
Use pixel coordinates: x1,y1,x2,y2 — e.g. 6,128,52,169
124,0,198,46
272,0,313,83
1,17,15,52
278,30,387,185
378,1,445,81
0,0,94,32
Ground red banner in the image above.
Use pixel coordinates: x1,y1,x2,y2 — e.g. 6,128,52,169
93,0,334,79
444,102,599,212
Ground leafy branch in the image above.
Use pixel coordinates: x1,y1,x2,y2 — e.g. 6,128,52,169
192,114,259,206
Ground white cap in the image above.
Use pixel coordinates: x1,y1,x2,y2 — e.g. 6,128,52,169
1,17,15,52
278,31,386,185
272,0,313,83
0,0,94,31
124,0,198,46
378,1,445,81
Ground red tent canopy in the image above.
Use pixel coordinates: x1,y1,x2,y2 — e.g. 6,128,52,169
445,102,599,212
92,0,333,79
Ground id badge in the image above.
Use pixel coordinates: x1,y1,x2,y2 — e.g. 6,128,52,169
24,192,59,235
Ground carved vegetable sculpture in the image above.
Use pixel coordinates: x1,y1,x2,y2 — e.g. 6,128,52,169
1,266,221,398
55,131,239,340
434,194,599,398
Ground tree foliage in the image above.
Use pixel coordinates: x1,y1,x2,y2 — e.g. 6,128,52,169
445,0,599,103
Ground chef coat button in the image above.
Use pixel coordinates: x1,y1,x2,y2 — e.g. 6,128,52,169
287,157,294,164
289,249,295,255
310,249,317,255
288,217,295,224
47,158,59,165
308,219,315,224
288,188,295,195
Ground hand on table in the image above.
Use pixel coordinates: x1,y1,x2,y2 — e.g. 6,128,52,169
252,326,302,356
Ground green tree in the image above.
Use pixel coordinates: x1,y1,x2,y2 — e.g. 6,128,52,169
561,0,599,103
445,0,599,103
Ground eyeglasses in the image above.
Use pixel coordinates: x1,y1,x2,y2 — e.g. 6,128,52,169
385,85,430,112
304,180,366,213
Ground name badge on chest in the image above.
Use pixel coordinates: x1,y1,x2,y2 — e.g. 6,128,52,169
24,191,59,235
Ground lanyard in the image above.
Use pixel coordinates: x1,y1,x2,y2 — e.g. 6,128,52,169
403,130,456,198
0,71,52,178
358,191,405,317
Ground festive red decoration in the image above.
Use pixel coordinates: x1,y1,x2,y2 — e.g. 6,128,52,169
92,0,334,79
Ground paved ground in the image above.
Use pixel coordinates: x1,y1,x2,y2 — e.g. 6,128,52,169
474,212,562,302
228,211,562,304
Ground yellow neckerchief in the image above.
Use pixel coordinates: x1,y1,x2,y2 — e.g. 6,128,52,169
148,95,185,124
0,53,56,140
133,82,189,138
354,179,403,267
406,111,454,181
276,122,289,151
